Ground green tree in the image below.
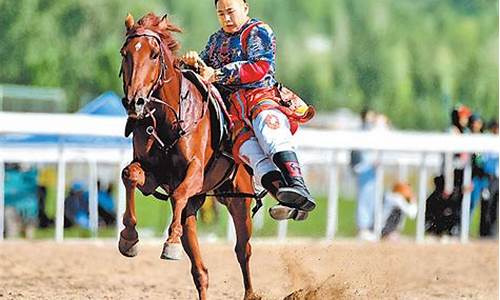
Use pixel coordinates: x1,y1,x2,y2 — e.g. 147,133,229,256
0,0,497,130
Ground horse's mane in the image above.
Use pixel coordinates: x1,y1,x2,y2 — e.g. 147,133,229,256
128,13,182,53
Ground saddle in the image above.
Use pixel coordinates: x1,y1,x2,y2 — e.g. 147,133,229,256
181,69,233,152
180,70,262,187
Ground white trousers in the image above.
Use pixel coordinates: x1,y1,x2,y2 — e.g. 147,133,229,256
238,109,294,185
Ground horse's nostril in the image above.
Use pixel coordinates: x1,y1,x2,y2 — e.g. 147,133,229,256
136,98,145,106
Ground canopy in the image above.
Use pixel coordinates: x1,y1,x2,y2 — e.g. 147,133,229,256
78,91,126,117
0,91,130,148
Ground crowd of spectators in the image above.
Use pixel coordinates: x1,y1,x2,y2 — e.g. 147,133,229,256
425,105,498,238
351,105,498,241
3,164,116,239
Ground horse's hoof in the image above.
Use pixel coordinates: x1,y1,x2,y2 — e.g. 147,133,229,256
160,242,183,260
244,291,262,300
118,233,139,257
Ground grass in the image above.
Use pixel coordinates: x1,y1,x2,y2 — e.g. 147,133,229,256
34,227,117,239
36,189,171,239
34,188,483,240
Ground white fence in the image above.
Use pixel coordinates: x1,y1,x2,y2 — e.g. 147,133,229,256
0,112,498,243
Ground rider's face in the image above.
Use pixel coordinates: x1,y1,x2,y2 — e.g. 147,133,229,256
216,0,249,33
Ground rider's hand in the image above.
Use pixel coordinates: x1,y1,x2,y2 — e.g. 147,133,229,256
200,66,217,83
181,51,200,69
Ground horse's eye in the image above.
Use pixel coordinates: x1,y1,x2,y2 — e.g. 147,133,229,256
120,49,126,57
151,50,159,60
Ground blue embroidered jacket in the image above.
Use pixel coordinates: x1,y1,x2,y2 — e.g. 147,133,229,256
200,18,277,96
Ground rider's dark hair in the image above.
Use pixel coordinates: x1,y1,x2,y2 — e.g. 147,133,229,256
215,0,247,6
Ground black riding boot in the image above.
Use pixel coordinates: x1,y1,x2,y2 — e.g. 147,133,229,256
272,151,316,212
260,170,282,200
261,170,309,221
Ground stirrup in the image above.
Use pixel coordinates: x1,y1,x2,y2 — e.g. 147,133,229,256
269,205,308,221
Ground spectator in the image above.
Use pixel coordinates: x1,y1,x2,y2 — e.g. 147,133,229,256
447,104,472,194
64,180,117,229
381,182,417,240
469,114,488,215
64,181,90,229
374,113,391,131
426,105,472,237
351,108,378,241
97,181,116,226
479,120,499,237
468,114,484,133
4,163,39,239
450,104,472,134
37,166,54,228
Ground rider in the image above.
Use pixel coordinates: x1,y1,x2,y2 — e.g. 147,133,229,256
182,0,315,220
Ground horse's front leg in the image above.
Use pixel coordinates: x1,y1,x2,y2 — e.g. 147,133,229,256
161,160,203,260
118,162,145,257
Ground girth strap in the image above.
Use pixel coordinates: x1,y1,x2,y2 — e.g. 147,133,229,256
151,189,267,218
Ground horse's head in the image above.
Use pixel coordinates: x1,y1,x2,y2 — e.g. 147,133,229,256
120,13,181,119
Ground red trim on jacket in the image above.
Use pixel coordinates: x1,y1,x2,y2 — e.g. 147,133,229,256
240,61,271,84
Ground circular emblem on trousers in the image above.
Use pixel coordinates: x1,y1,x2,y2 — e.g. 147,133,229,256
264,114,280,129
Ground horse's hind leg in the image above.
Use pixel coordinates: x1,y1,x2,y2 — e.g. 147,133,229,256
180,195,209,300
118,162,144,257
228,197,260,300
221,168,261,300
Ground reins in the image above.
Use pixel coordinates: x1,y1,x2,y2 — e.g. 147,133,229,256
121,29,198,156
144,94,190,156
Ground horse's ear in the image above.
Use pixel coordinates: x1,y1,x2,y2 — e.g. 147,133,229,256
159,13,169,28
125,13,135,31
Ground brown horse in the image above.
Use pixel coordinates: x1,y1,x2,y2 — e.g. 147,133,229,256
118,13,261,300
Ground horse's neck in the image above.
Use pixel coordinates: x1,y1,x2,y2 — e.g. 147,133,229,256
157,67,182,109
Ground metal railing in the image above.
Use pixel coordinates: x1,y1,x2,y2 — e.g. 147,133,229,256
0,112,498,242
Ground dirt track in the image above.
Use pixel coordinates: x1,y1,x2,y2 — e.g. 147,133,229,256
0,240,497,299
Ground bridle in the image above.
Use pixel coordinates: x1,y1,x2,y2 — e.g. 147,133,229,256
120,28,172,101
120,28,206,155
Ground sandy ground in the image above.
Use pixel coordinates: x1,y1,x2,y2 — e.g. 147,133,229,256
0,239,497,300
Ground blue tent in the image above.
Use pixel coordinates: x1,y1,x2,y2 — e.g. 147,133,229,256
78,91,126,116
0,91,130,147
